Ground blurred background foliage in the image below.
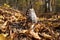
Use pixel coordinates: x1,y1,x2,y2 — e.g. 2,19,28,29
0,0,60,16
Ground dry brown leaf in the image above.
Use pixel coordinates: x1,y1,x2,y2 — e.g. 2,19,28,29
18,29,28,33
42,33,52,39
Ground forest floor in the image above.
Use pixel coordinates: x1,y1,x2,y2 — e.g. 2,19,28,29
0,6,60,40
